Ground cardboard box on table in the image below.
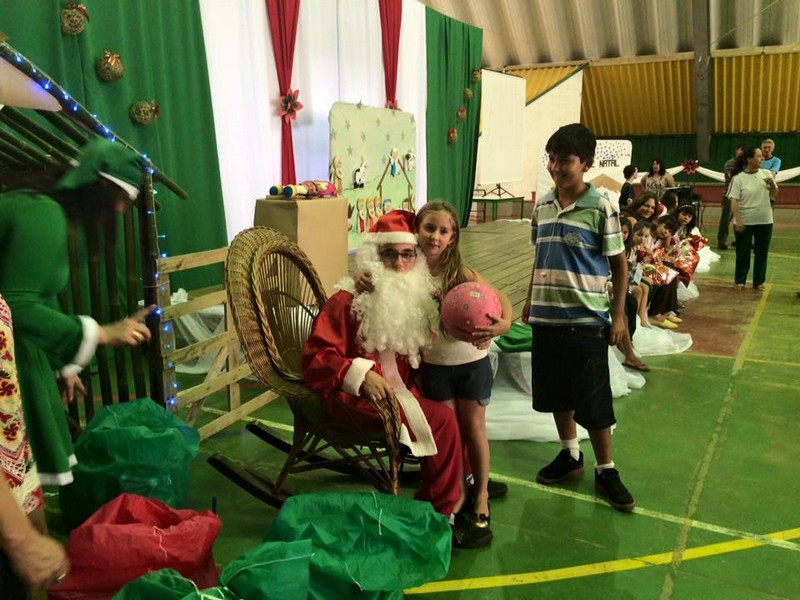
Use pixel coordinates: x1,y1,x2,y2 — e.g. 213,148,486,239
253,196,348,296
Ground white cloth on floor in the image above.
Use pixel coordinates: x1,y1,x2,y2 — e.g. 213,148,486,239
678,280,700,301
485,343,641,442
632,316,693,355
695,241,720,274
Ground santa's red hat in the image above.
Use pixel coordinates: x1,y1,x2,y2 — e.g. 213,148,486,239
365,210,417,245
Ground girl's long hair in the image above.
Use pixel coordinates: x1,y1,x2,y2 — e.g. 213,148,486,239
416,200,468,295
669,204,697,231
621,217,634,254
731,146,757,177
626,192,659,222
648,158,667,177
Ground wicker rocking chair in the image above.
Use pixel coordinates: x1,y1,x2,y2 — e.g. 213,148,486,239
207,227,405,508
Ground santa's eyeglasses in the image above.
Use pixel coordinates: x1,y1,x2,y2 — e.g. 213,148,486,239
379,249,417,263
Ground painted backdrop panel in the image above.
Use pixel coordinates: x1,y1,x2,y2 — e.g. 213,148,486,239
329,102,416,250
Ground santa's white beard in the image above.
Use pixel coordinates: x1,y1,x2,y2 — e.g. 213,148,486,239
350,248,438,368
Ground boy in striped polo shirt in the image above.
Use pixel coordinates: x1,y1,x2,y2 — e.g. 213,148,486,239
524,123,635,512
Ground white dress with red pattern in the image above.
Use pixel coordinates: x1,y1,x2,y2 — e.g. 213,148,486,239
0,295,44,515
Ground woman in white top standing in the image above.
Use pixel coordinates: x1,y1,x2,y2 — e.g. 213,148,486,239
728,146,777,291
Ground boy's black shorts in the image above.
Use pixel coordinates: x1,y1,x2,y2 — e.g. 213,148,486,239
530,324,615,430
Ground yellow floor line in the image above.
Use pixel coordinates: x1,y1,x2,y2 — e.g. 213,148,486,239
652,352,799,369
768,252,800,260
486,474,800,552
732,281,770,375
763,280,800,289
743,357,800,369
653,284,773,598
405,527,800,594
684,351,734,361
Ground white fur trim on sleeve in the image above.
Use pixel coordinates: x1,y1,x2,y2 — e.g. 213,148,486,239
342,357,375,396
59,316,99,377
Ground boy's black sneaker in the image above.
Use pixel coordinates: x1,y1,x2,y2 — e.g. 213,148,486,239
487,479,508,499
451,517,492,550
536,449,584,484
595,468,635,512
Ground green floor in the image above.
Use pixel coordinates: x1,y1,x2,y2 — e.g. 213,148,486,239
60,207,800,599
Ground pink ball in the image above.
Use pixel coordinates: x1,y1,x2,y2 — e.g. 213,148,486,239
441,282,501,342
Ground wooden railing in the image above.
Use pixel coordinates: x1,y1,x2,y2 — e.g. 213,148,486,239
156,247,278,439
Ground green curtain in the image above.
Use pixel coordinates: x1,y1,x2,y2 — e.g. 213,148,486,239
425,8,482,227
0,0,227,290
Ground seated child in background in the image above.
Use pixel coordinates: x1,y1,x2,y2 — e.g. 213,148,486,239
652,216,678,252
670,204,697,240
631,219,654,264
664,204,703,290
670,203,721,275
613,218,650,371
622,218,651,328
632,220,682,329
659,191,679,217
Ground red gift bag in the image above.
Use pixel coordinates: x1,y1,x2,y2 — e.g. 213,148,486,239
49,493,221,600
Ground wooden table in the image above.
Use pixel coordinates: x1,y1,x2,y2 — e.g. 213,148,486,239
472,196,526,222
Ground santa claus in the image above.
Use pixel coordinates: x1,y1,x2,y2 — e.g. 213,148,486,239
302,210,490,549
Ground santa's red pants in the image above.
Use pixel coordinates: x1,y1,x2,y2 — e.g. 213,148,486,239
325,392,463,515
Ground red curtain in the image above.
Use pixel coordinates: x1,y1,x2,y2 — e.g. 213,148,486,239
266,0,300,183
379,0,402,109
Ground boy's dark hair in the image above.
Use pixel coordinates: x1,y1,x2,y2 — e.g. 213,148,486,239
655,215,677,232
623,165,637,179
545,123,596,163
661,191,679,212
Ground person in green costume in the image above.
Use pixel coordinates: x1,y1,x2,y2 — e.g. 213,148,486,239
0,139,154,486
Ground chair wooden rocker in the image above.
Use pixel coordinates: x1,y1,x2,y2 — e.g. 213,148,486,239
207,227,406,509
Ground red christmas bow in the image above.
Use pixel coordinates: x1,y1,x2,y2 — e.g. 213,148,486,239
67,1,90,21
279,89,303,123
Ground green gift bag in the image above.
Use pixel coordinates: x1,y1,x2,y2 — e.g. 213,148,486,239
264,492,451,600
60,398,200,528
113,569,238,600
220,539,312,600
111,569,198,600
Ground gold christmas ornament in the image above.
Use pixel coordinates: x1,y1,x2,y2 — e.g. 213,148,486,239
130,100,160,125
471,69,482,83
96,51,123,81
60,2,89,36
463,87,473,101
